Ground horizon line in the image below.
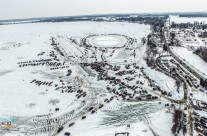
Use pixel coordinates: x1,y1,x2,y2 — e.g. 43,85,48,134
1,11,207,22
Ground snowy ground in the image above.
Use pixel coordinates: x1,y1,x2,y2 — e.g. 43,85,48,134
171,47,207,76
0,21,176,136
144,66,184,100
59,100,173,136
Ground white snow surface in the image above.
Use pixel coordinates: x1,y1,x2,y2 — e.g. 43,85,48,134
0,21,175,136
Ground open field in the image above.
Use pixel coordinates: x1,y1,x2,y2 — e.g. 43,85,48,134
0,22,174,136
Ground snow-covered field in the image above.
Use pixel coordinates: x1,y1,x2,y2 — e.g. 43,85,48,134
144,66,184,100
51,96,173,136
171,47,207,76
0,21,176,136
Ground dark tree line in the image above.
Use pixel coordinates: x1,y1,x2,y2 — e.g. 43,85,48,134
171,110,184,135
171,21,207,30
194,47,207,62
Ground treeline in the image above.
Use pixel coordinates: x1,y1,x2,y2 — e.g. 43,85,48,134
171,22,207,30
32,16,168,25
179,13,207,17
0,15,168,26
115,16,167,25
171,109,187,135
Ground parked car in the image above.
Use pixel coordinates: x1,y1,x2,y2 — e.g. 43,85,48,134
57,126,64,133
69,122,75,127
64,132,70,136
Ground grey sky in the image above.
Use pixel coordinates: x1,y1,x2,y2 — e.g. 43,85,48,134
0,0,207,20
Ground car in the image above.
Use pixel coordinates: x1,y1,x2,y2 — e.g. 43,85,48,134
57,126,64,133
104,99,108,102
199,89,204,92
99,104,104,109
88,107,93,111
64,132,70,136
91,110,96,114
69,122,75,127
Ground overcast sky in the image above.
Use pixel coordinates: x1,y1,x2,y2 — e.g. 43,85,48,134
0,0,207,20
